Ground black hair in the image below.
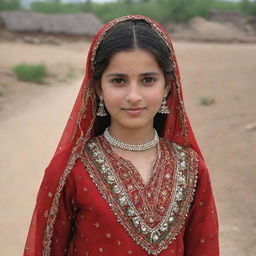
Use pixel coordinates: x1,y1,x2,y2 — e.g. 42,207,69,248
92,19,174,137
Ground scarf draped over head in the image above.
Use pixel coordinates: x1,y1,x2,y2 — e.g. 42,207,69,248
54,15,202,159
24,15,203,256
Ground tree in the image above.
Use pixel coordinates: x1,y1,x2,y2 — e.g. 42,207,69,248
84,0,92,11
117,0,134,5
240,0,256,15
0,0,20,11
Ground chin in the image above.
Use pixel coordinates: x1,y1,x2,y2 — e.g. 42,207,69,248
118,119,153,130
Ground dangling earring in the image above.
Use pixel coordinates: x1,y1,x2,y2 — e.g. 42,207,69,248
158,95,170,114
96,97,107,116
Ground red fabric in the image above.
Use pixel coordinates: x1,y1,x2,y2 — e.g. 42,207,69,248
24,15,219,256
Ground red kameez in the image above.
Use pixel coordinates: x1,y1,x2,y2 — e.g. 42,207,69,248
24,15,219,256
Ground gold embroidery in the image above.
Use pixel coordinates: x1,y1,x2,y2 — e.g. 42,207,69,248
106,233,112,238
81,137,198,255
42,153,79,256
41,15,198,256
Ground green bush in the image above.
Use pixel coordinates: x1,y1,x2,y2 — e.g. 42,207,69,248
29,0,256,24
13,63,48,84
240,0,256,16
0,0,20,11
199,96,215,106
31,2,81,14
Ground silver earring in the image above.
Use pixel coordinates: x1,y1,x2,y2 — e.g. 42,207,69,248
158,95,170,114
96,97,107,116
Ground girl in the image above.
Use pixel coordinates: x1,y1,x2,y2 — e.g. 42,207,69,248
24,15,219,256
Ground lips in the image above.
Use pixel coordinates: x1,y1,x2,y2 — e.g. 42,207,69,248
122,107,146,116
123,107,146,111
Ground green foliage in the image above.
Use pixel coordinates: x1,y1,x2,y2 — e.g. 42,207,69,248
154,0,215,23
199,96,215,106
31,2,80,13
211,0,240,12
13,63,48,84
0,0,20,11
28,0,256,24
90,2,160,23
0,86,5,96
240,0,256,16
29,0,210,23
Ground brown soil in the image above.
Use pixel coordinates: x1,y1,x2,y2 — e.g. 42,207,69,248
0,40,255,256
171,17,256,43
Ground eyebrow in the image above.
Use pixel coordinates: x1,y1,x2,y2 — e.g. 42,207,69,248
106,72,160,77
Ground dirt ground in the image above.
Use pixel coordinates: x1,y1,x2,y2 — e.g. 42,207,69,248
0,40,255,256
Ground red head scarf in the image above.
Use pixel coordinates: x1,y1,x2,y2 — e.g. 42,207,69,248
54,15,202,159
24,15,205,256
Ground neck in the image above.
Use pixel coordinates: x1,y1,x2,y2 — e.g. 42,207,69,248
108,124,155,145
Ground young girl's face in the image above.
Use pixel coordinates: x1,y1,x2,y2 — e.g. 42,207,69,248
100,48,167,131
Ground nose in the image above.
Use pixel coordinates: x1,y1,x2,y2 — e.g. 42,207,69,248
125,83,142,103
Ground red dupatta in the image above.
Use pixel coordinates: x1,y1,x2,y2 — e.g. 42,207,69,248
24,15,208,256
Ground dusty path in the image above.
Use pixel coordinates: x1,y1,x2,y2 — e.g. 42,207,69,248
176,42,256,256
0,41,255,256
0,78,82,256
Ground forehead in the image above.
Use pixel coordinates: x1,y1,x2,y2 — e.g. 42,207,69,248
104,49,162,74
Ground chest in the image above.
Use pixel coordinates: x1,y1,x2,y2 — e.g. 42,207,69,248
110,148,158,185
79,137,198,255
72,160,186,256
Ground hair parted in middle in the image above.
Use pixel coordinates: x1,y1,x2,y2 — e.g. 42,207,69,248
92,19,175,87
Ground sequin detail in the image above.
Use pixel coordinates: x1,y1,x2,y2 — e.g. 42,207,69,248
42,153,79,256
81,137,198,255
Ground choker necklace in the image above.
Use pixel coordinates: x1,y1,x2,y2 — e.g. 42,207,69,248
103,128,159,151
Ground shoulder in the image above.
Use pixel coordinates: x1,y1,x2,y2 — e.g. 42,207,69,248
161,140,213,197
161,138,199,162
41,143,81,188
83,135,102,155
160,138,208,178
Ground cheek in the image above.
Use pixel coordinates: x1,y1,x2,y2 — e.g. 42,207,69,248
147,87,165,103
151,94,164,109
101,88,123,109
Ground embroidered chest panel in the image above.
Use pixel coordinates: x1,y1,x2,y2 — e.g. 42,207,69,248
80,137,198,255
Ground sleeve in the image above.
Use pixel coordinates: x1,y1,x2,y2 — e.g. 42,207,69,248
183,156,219,256
51,171,77,255
24,156,77,256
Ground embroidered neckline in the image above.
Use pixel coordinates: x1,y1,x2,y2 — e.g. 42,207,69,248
103,137,161,186
81,136,198,255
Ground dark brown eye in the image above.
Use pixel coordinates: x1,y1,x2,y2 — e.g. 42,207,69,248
142,77,156,83
111,78,125,84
